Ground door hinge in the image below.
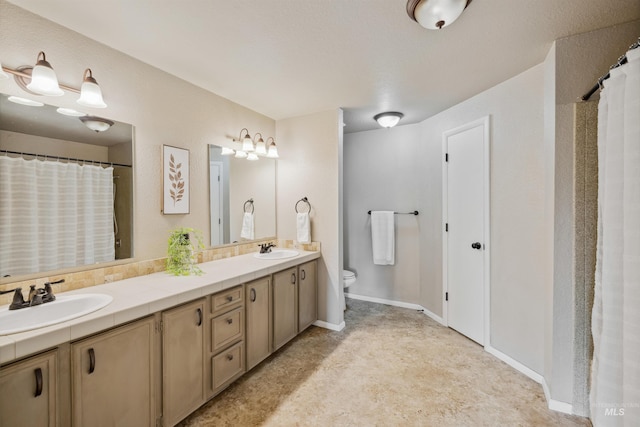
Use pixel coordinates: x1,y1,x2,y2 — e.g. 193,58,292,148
445,223,448,232
445,292,449,302
445,153,449,162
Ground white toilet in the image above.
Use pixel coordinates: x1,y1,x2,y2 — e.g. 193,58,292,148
343,269,357,288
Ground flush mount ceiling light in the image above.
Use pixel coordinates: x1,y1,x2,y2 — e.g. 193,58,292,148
374,112,404,128
406,0,472,30
79,115,114,132
0,51,108,107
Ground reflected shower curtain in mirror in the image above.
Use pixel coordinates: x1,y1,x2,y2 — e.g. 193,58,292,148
0,157,115,277
591,47,640,426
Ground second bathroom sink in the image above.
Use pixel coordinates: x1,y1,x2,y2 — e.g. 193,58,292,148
253,249,299,260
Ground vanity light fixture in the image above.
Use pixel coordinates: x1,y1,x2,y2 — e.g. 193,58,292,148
56,107,85,117
0,51,108,107
406,0,472,30
7,96,44,107
247,152,259,161
374,111,404,128
220,146,235,155
234,150,248,159
79,115,114,132
266,137,279,158
26,51,64,96
254,133,267,156
240,128,254,152
77,68,107,108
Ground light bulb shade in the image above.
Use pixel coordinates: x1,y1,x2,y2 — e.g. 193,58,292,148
220,146,235,155
247,152,259,161
0,61,9,80
56,107,85,117
8,96,44,107
235,150,248,158
79,115,114,132
266,140,279,158
77,69,107,108
255,140,267,155
407,0,469,30
242,134,254,152
374,112,404,128
26,52,64,96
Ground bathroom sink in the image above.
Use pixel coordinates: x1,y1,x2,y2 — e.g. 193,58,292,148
253,249,299,260
0,293,113,335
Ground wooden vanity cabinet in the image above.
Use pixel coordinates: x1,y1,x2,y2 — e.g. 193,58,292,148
0,349,58,427
245,276,272,370
71,316,156,427
298,260,317,332
273,267,298,351
162,299,206,427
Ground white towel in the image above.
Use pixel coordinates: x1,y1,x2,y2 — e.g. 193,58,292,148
297,212,311,243
371,211,395,265
240,212,254,240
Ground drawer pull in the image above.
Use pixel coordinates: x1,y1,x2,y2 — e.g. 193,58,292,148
88,348,96,374
250,288,256,302
226,295,233,302
34,368,43,397
197,308,203,326
226,354,234,361
291,273,296,284
301,269,306,280
226,318,233,325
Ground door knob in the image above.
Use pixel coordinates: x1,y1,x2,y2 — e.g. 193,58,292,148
471,242,482,250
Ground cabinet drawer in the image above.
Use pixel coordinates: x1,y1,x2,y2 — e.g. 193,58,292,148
211,307,244,352
211,286,243,316
211,342,245,391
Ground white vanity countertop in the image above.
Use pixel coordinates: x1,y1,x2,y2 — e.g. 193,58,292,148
0,250,320,365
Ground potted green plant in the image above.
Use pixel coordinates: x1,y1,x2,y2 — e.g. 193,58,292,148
166,227,205,276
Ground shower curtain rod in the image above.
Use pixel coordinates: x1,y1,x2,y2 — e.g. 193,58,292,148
581,37,640,101
0,149,132,168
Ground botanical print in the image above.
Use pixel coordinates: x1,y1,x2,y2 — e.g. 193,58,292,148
168,154,185,205
163,145,190,214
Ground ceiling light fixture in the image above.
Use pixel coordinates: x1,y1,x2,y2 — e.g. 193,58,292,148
0,51,108,106
240,128,254,152
266,137,279,158
223,130,280,160
79,115,114,132
374,112,404,128
254,133,267,156
406,0,472,30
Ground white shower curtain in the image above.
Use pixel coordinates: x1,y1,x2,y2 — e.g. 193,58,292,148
0,157,115,277
590,47,640,426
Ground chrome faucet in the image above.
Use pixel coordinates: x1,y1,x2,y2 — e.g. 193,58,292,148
258,242,276,254
0,279,64,310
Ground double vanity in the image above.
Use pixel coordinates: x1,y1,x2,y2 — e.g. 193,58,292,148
0,249,320,427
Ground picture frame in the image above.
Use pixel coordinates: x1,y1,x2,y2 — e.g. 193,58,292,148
162,144,190,214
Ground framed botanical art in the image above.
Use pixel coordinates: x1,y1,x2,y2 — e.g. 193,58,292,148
162,144,190,214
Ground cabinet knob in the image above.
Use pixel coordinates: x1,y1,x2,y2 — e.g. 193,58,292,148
34,367,43,397
226,354,234,361
226,318,233,325
226,295,233,302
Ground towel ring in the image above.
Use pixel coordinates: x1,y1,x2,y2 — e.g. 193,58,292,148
243,199,254,214
295,197,311,213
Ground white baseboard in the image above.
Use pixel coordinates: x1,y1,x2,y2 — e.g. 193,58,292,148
541,378,574,415
313,319,345,332
345,293,445,325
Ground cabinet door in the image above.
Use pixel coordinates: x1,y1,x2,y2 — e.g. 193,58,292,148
246,276,271,370
162,299,205,427
273,267,298,351
71,316,155,427
0,350,57,427
298,260,317,332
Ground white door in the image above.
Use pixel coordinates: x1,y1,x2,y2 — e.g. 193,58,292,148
209,161,223,246
443,117,489,345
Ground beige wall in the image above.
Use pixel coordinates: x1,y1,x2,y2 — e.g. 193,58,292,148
0,1,275,263
276,109,343,327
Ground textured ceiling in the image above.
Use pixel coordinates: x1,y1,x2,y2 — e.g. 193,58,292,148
7,0,640,133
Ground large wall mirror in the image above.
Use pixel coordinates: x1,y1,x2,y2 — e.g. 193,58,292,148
0,93,134,280
208,144,276,246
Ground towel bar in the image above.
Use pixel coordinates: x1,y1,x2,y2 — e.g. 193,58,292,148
367,210,418,215
296,197,311,213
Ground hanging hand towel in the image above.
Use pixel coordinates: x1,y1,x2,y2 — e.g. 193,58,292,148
297,212,311,243
240,212,254,240
371,211,395,265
